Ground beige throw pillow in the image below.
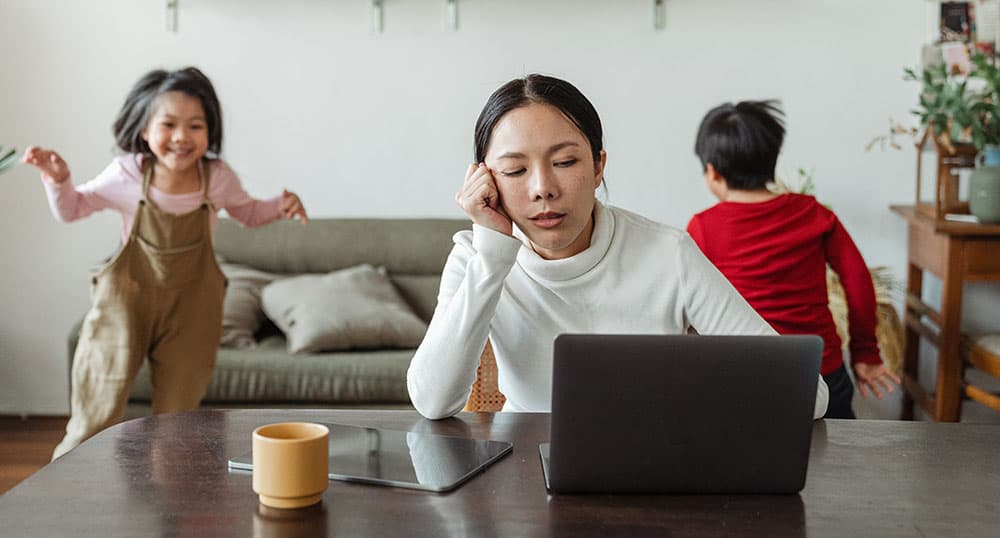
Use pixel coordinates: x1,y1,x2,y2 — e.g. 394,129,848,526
219,262,282,348
260,264,428,354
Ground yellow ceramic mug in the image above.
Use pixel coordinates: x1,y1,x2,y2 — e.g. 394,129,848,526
252,422,329,509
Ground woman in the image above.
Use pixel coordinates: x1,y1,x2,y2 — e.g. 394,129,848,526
406,74,828,420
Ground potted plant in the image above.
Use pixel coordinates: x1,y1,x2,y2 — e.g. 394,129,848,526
910,53,1000,157
904,61,978,151
0,145,16,175
866,61,971,152
967,53,1000,162
964,54,1000,222
868,55,1000,222
901,62,981,218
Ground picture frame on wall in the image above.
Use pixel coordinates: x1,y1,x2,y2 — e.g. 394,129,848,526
941,1,972,42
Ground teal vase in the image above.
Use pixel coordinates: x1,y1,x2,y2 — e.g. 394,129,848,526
981,145,1000,166
969,166,1000,223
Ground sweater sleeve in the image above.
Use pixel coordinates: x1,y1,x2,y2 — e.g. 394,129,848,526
825,215,881,367
677,235,829,419
211,161,283,227
406,225,523,419
41,161,124,222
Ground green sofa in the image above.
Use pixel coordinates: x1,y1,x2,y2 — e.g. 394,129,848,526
68,217,469,418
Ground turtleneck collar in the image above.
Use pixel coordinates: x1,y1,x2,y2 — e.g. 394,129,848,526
512,201,615,283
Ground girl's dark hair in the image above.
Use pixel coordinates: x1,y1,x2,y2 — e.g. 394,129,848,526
694,100,785,190
474,74,604,165
112,67,223,158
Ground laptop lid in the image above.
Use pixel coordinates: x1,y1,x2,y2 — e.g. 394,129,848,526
542,334,821,494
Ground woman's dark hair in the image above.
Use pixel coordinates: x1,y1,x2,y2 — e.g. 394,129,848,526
693,100,785,190
474,74,604,166
112,67,223,158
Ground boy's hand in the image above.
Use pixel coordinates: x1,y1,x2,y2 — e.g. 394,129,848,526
456,163,512,236
852,362,901,399
22,146,70,184
280,189,308,224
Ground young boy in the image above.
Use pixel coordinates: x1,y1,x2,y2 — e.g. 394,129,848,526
686,100,899,419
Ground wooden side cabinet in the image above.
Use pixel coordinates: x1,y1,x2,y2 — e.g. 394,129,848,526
892,205,1000,421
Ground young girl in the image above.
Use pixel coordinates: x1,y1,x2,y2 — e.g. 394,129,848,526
406,74,829,420
23,67,308,459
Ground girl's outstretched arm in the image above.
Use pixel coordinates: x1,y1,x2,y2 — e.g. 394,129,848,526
211,160,284,227
23,147,122,222
22,147,70,184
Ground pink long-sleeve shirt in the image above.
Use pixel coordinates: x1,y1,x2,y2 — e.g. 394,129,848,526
43,155,283,241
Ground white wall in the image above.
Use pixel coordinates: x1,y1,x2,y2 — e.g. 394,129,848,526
0,0,995,415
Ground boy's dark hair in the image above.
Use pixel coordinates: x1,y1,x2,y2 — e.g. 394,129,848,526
474,74,604,166
112,67,223,158
694,100,785,190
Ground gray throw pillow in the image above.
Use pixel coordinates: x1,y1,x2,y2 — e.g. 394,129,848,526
260,264,428,354
219,262,282,348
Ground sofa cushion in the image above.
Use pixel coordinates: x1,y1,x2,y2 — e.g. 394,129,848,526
129,334,414,403
261,264,428,354
390,274,444,323
219,262,282,348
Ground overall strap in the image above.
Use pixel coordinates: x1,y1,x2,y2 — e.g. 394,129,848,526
141,156,155,201
200,159,213,208
130,156,156,243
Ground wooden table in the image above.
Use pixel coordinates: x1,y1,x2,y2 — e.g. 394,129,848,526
2,410,999,537
891,205,1000,421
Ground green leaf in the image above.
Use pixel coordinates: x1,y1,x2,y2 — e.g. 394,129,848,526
0,147,18,174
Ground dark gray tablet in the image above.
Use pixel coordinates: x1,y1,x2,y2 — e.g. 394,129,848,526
228,422,512,493
541,334,822,494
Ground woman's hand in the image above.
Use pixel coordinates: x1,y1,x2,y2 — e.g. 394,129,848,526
22,146,70,184
852,362,901,399
280,189,308,224
455,163,512,236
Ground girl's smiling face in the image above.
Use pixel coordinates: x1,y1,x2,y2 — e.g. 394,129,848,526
485,103,606,260
141,91,209,174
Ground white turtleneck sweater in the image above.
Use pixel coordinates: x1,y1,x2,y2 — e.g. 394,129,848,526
406,203,829,420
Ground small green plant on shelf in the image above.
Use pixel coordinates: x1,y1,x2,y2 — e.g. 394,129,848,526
869,53,1000,153
965,53,1000,151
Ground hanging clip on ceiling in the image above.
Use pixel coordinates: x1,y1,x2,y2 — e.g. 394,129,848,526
654,0,665,30
372,0,384,33
446,0,458,31
166,0,179,33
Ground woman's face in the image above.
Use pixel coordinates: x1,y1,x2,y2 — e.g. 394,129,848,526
485,103,606,260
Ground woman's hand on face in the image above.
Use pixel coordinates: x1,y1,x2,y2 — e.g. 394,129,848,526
22,146,70,184
456,163,512,236
280,189,308,224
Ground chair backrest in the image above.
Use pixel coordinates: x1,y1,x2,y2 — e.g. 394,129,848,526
464,340,506,412
826,266,904,375
963,335,1000,412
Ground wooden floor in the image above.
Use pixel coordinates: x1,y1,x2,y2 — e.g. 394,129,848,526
0,416,68,495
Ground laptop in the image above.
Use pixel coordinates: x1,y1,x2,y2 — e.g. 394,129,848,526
539,334,822,494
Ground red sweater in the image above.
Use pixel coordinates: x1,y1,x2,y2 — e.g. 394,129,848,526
687,193,881,376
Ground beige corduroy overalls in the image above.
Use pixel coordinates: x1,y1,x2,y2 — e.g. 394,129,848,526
53,161,227,459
